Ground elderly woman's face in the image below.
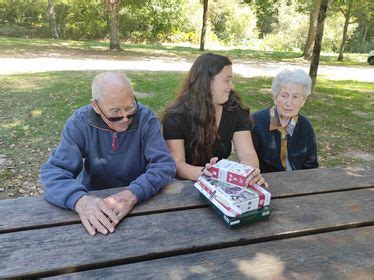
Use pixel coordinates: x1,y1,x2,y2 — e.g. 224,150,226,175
275,83,305,119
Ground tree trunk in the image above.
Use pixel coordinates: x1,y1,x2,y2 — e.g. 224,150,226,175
337,1,352,61
309,0,329,95
47,0,59,39
108,0,121,51
302,0,322,60
200,0,209,51
361,24,368,44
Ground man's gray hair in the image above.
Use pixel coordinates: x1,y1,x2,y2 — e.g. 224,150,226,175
271,69,312,99
91,72,133,101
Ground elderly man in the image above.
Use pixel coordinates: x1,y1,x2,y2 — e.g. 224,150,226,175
40,72,176,236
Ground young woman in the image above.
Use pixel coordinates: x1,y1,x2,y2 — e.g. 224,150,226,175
162,53,267,187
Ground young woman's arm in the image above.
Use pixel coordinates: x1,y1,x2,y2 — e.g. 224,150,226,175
232,131,259,167
233,131,268,188
166,139,217,181
166,139,203,181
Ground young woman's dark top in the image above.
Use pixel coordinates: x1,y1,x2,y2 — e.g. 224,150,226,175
163,107,251,166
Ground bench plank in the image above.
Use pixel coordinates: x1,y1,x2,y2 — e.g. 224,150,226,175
0,167,373,233
49,226,374,280
1,189,373,278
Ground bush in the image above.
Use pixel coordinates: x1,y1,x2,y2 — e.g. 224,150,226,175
321,15,358,52
259,0,308,51
120,0,186,43
209,0,258,46
64,0,107,40
0,0,49,38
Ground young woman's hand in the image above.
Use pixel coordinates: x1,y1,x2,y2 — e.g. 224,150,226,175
201,157,219,176
249,168,269,189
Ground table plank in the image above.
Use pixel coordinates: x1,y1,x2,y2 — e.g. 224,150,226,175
1,167,373,233
49,226,374,280
265,166,374,197
0,180,195,233
1,189,373,278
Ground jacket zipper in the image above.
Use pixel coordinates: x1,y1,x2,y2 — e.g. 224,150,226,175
112,132,118,152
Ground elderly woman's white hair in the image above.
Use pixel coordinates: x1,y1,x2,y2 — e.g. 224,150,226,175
271,69,312,99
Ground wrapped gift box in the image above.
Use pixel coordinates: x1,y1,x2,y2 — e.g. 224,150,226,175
198,175,270,213
248,184,271,208
199,193,271,228
194,181,241,217
209,159,255,187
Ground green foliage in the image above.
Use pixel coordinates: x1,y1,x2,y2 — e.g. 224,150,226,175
120,0,186,43
345,1,374,53
209,0,258,45
322,15,352,52
0,0,46,26
63,0,107,40
260,0,308,51
328,0,373,54
0,0,371,52
244,0,280,38
0,0,49,37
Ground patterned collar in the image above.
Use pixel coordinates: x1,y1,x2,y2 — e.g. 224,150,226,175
269,106,298,170
269,106,298,136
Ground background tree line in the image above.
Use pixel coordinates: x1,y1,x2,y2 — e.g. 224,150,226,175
0,0,372,55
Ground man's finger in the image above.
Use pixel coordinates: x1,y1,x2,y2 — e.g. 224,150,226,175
117,205,131,221
94,209,115,233
89,214,108,235
81,216,96,236
99,200,119,225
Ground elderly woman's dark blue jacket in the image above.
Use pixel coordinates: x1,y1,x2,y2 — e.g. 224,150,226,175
251,108,318,173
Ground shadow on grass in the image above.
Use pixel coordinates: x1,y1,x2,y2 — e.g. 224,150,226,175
1,36,369,66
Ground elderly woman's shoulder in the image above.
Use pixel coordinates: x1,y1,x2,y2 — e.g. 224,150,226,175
251,108,270,130
252,108,269,119
297,113,315,128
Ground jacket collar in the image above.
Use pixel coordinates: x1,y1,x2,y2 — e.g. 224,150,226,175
269,106,298,136
88,106,139,132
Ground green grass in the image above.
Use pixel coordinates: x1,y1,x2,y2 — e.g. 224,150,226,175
0,36,369,65
0,70,373,199
0,36,372,198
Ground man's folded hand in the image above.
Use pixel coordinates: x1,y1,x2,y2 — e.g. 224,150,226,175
104,190,138,222
75,195,118,236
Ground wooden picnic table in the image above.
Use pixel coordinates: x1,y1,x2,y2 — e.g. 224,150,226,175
1,166,373,279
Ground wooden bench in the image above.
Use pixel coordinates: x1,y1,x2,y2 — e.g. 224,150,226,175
0,166,373,278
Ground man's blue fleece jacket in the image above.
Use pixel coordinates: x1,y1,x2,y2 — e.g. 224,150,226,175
40,103,176,210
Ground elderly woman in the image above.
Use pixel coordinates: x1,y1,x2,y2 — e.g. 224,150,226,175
251,69,318,173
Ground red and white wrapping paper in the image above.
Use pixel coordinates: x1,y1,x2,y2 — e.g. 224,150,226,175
209,159,255,187
198,175,270,214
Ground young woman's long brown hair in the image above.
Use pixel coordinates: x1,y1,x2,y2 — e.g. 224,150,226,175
161,53,252,165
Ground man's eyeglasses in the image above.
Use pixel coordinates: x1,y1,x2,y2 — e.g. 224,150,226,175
95,97,139,123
